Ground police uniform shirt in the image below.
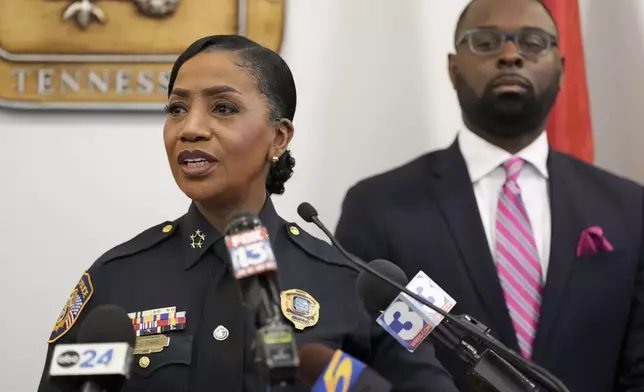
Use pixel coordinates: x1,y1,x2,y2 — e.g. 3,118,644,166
37,197,458,392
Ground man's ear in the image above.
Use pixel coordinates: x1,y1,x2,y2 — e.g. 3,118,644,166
448,53,458,90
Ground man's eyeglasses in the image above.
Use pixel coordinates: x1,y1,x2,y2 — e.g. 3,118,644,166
456,28,558,57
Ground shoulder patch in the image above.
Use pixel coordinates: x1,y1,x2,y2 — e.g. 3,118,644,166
48,272,94,343
285,223,359,272
95,220,178,266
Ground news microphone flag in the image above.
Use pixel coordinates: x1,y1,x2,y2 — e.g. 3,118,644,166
226,225,277,279
377,271,457,352
49,342,132,377
312,350,366,392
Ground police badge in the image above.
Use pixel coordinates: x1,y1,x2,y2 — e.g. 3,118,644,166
280,289,320,330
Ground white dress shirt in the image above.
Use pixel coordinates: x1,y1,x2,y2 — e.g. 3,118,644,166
458,128,552,280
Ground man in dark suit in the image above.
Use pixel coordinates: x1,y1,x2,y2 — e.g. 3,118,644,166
336,0,644,391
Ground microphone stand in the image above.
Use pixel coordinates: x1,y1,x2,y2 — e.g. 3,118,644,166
254,318,300,389
467,348,537,392
434,317,537,392
80,381,102,392
301,207,569,392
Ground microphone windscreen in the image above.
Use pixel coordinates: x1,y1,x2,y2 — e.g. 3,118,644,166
296,343,335,386
225,211,264,235
356,259,409,315
296,343,393,392
77,304,135,347
297,202,318,223
295,343,334,386
226,211,258,225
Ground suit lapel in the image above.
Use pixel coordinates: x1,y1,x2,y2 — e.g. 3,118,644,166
428,141,518,349
531,151,583,360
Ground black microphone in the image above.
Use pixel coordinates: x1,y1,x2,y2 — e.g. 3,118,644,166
224,212,299,388
358,260,538,392
48,304,135,392
296,343,392,391
296,202,569,392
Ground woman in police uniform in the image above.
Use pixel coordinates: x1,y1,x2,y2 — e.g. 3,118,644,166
37,35,457,392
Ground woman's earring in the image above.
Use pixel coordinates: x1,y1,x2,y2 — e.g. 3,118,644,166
272,156,279,163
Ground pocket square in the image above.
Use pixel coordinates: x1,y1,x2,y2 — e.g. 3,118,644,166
576,226,614,257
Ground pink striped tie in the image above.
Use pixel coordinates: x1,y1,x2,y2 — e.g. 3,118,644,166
495,157,543,358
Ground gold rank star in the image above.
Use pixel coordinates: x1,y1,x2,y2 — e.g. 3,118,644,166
190,230,206,249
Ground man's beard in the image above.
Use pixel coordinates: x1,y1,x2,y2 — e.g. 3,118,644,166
454,72,560,137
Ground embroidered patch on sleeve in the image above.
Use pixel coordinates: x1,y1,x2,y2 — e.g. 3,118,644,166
48,272,94,343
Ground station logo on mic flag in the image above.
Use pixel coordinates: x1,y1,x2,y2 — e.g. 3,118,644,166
312,350,366,392
377,271,457,352
226,226,278,279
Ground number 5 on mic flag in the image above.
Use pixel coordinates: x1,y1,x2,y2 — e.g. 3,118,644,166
377,271,457,352
312,350,365,392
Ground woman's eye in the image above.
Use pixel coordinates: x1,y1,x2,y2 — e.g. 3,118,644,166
164,104,186,115
213,103,239,115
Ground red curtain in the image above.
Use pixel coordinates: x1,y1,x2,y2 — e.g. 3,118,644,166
541,0,594,163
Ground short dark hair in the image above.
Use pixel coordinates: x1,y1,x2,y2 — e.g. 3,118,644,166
454,0,558,47
167,35,297,195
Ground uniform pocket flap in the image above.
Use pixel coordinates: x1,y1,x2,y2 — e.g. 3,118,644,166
131,333,192,378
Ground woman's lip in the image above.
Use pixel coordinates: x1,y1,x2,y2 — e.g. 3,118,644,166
180,161,218,178
177,149,218,164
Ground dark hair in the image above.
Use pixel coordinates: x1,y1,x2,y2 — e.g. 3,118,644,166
167,35,297,195
454,0,558,46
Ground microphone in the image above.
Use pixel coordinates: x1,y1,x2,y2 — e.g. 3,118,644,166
224,211,299,388
48,304,135,392
356,260,467,355
296,202,569,392
296,343,392,392
359,260,538,392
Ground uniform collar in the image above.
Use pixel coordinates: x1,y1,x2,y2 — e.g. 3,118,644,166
180,196,282,270
457,127,549,183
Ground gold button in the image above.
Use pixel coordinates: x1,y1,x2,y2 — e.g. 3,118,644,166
289,226,300,236
162,224,173,233
139,356,150,368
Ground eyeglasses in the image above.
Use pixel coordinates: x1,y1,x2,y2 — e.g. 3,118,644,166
456,28,558,57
